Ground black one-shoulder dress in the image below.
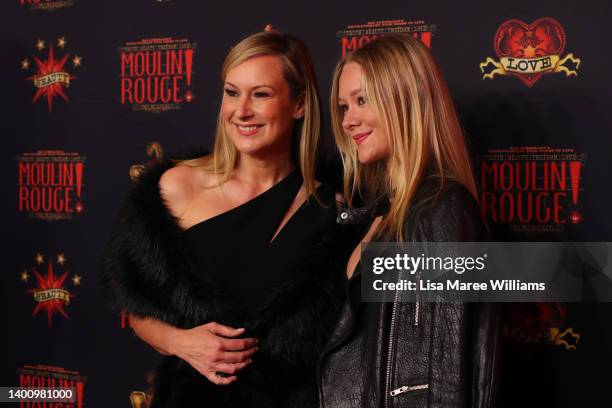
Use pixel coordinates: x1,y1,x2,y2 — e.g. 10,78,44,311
184,170,336,316
101,162,354,408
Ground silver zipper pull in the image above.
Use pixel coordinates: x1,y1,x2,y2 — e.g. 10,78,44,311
390,383,429,397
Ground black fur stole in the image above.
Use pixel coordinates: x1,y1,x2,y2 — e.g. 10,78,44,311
100,158,348,407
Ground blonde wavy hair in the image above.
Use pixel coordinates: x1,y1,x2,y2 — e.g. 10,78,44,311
183,31,322,197
330,34,478,241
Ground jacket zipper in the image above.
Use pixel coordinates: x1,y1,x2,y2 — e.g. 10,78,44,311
384,289,400,408
414,271,421,327
385,272,421,407
390,383,429,397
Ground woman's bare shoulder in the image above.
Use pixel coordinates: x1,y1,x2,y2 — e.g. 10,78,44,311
159,165,216,216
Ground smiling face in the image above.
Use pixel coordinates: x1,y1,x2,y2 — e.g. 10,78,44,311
337,62,390,165
221,55,304,159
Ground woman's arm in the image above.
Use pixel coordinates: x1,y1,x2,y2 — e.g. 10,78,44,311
129,314,258,385
128,314,180,355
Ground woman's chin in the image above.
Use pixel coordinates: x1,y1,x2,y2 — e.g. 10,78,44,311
357,152,378,165
357,148,389,165
231,139,263,156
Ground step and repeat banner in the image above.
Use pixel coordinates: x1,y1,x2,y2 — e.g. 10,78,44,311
2,0,611,407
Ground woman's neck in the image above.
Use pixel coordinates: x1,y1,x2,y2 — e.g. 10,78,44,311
232,152,294,191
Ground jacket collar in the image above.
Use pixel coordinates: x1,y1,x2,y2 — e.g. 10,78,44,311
336,195,390,226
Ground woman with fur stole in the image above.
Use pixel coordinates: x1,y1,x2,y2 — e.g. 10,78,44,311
101,31,352,408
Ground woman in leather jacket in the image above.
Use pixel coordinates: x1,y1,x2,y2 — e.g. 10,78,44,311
319,35,501,408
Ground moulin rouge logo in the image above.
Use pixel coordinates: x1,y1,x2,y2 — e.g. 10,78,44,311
480,146,586,234
479,17,581,87
119,37,196,113
21,37,82,111
18,365,86,408
20,0,74,11
18,151,86,221
21,252,81,328
337,19,436,57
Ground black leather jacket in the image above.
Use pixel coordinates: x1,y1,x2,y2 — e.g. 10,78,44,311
319,178,501,408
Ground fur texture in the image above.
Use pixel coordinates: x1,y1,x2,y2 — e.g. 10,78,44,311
100,159,349,407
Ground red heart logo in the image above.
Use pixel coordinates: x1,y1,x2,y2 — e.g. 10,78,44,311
493,17,566,87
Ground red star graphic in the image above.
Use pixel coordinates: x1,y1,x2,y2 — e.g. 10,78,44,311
27,45,76,112
27,260,75,327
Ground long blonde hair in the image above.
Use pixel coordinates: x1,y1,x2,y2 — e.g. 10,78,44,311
183,31,322,197
330,34,477,241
